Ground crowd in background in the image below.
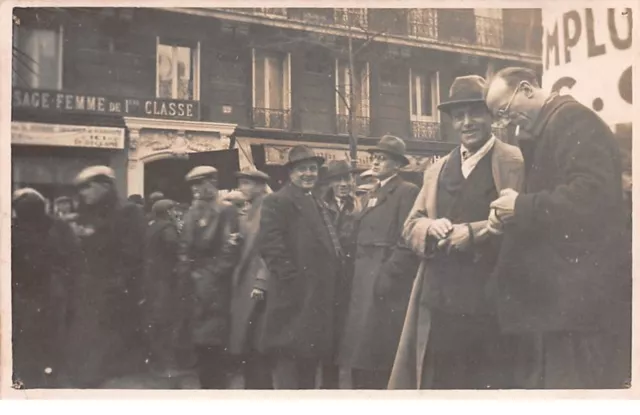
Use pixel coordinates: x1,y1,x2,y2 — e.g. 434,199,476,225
11,67,632,390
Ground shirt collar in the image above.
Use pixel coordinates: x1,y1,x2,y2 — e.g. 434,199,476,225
460,134,497,160
379,174,398,189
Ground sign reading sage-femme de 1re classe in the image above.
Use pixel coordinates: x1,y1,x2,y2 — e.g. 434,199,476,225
12,87,201,121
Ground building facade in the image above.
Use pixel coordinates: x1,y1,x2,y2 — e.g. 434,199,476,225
11,7,543,202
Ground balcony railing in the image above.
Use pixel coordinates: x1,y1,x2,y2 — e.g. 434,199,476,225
252,108,292,130
410,121,441,141
408,10,438,40
475,16,504,49
336,114,371,137
334,9,368,29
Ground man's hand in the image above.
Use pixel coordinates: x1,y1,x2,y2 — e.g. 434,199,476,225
437,224,471,253
490,189,518,224
428,218,454,240
487,208,505,235
251,288,265,301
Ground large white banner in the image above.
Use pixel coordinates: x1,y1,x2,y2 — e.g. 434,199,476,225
12,122,125,149
542,7,633,126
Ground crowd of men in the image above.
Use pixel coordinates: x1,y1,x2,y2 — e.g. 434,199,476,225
11,67,632,390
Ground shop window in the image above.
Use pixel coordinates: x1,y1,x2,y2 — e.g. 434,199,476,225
252,49,291,129
156,38,200,100
12,25,63,89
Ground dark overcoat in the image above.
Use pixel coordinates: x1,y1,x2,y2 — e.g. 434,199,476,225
338,175,420,372
143,218,194,374
228,195,269,355
179,200,241,348
389,139,524,389
65,195,148,388
493,95,631,334
12,215,82,388
257,183,339,359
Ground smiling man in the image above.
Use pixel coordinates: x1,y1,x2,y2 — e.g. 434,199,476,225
390,76,524,390
257,146,343,389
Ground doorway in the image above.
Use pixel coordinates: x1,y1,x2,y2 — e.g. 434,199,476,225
144,149,239,204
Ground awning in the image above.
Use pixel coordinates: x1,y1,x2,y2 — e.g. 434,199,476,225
11,121,125,149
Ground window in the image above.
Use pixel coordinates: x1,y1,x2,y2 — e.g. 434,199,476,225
335,60,370,136
156,38,200,100
409,9,438,39
334,9,368,28
12,25,63,89
409,69,439,122
252,49,291,129
474,9,503,48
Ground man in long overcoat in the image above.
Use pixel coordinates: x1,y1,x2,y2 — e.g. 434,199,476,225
484,67,631,388
12,188,82,388
257,146,342,389
228,170,273,389
178,166,242,389
320,159,362,389
338,135,420,389
142,199,198,388
64,166,149,388
389,76,525,389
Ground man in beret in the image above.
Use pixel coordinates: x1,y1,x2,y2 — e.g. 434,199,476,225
390,75,524,390
338,135,420,389
64,166,149,388
257,146,342,389
228,169,273,389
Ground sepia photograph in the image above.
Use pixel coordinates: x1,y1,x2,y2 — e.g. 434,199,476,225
1,1,635,397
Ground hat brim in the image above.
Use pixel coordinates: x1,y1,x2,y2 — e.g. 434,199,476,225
366,148,410,166
437,98,487,112
235,172,270,182
285,156,325,169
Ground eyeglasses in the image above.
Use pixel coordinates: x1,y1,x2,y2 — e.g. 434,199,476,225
371,154,390,163
497,81,526,119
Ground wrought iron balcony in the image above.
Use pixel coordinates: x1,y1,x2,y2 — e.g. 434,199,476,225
408,10,438,40
410,121,441,141
475,16,504,49
336,114,371,137
252,108,292,130
334,8,368,29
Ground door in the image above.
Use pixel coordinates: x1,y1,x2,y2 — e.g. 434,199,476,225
144,149,240,204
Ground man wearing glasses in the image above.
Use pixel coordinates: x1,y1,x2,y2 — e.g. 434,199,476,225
485,67,631,388
338,135,420,389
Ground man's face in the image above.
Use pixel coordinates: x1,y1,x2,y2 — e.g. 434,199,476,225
56,201,72,214
485,78,535,130
370,152,400,180
78,181,111,206
289,160,319,190
238,178,265,201
190,178,218,200
330,174,353,199
449,102,494,152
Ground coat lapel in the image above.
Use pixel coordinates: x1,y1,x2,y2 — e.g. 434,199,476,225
424,156,449,220
360,175,401,219
287,184,335,256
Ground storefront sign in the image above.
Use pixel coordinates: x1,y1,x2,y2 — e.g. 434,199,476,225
12,122,125,149
542,7,633,126
264,145,372,168
12,88,201,121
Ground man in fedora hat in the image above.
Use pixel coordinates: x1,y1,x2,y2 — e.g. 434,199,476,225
257,145,343,389
228,169,273,389
389,75,524,389
177,165,242,389
320,159,362,388
338,135,420,389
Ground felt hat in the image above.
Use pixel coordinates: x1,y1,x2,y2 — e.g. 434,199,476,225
285,145,325,169
324,159,356,181
185,166,218,182
367,135,410,166
437,75,488,113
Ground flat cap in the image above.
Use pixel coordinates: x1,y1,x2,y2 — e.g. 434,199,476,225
185,166,218,182
236,169,270,183
152,199,176,215
73,165,116,187
13,187,46,204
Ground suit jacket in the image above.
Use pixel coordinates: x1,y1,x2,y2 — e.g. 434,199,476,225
257,183,340,359
389,138,524,389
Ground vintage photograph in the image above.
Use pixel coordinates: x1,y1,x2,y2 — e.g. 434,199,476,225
5,5,633,392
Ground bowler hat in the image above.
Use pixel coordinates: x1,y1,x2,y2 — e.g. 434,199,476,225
324,159,355,181
185,166,218,182
236,169,271,183
285,145,325,169
437,75,488,113
368,135,410,166
74,165,116,187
